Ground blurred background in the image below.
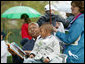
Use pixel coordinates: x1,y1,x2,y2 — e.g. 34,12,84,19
1,1,47,44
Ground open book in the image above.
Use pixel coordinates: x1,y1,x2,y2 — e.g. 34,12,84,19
8,42,26,59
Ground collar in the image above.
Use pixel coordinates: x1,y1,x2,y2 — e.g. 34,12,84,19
40,35,53,39
70,13,82,23
32,38,36,41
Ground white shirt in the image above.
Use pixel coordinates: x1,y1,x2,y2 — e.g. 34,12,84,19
1,40,8,63
24,35,67,63
31,35,60,60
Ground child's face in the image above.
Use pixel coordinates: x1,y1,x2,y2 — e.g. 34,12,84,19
40,28,47,38
1,35,3,40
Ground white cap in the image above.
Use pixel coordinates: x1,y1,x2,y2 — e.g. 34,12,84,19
45,4,55,11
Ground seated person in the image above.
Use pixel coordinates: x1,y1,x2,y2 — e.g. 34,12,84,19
24,23,67,63
22,22,40,53
8,22,40,63
1,32,8,63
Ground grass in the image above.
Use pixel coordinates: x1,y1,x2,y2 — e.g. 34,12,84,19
7,56,12,63
6,29,22,63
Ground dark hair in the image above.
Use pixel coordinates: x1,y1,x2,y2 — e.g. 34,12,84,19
1,32,6,39
21,14,31,23
71,1,84,13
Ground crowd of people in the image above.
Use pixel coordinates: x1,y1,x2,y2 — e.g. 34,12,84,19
1,1,84,63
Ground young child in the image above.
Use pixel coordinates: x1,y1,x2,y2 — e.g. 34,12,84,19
1,32,8,63
24,23,67,63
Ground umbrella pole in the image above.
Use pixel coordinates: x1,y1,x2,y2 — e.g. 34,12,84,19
49,1,52,24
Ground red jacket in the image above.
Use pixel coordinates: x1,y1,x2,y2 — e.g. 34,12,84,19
21,23,32,40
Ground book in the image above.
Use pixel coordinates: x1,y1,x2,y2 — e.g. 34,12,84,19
8,42,26,59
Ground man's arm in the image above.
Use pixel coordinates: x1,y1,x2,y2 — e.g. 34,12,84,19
55,15,69,28
37,16,46,26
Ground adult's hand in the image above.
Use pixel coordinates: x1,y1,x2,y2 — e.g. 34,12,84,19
29,54,35,58
43,58,50,63
56,22,60,29
53,26,58,32
24,51,31,57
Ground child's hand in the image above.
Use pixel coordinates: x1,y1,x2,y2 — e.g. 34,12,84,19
43,58,50,63
29,54,35,58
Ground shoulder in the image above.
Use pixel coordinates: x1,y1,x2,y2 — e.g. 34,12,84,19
77,14,84,20
22,23,28,28
75,14,84,24
1,40,7,47
1,40,6,44
51,35,59,42
39,15,46,19
35,35,42,43
22,23,28,26
54,14,61,18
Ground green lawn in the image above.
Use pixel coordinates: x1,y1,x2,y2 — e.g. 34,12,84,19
6,29,22,63
7,56,12,63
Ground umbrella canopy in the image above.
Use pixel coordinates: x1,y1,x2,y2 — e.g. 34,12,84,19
51,1,72,13
1,6,41,19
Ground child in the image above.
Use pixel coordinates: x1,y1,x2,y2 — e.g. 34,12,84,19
24,23,67,63
1,32,8,63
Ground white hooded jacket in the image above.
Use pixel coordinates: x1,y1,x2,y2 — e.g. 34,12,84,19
30,35,61,60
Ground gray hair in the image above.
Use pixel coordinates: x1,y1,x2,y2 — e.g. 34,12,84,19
29,22,39,27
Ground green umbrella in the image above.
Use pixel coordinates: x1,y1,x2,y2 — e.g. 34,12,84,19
1,6,41,19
